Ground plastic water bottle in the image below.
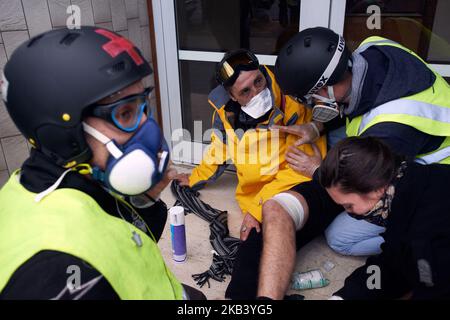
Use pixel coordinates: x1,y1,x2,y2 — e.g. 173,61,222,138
169,206,187,263
291,269,330,290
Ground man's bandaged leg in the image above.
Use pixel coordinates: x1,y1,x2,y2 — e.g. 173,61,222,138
271,193,306,231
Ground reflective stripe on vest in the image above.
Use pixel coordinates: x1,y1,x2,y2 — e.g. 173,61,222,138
354,38,397,55
346,36,450,164
0,172,183,300
416,141,450,164
355,99,450,137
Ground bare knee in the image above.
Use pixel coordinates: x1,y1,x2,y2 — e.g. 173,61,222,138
262,199,293,226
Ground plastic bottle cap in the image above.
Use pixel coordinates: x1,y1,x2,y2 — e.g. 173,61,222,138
169,206,185,226
169,206,184,215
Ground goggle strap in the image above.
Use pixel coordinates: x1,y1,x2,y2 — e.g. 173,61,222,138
82,122,123,159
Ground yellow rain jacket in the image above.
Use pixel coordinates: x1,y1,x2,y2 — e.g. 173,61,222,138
189,67,327,222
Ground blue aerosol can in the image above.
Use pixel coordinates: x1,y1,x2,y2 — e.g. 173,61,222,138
169,206,187,263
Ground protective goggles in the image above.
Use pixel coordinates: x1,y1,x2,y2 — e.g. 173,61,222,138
88,87,153,132
216,50,259,86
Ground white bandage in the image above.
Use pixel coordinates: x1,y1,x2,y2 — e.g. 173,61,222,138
271,193,305,231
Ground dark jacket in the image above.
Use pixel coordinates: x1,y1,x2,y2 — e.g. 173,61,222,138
335,162,450,299
345,45,444,159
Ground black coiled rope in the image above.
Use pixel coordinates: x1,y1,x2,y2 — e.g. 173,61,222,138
171,180,241,288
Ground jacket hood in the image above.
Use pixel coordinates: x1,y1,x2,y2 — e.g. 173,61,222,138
347,45,436,118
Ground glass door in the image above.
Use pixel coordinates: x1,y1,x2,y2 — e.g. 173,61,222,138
153,0,333,163
335,0,450,76
152,0,450,164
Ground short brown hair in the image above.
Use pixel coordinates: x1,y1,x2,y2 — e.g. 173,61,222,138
318,137,400,194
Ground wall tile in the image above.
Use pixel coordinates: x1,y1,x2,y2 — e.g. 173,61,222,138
143,74,154,89
138,0,149,26
92,0,112,24
0,170,9,187
22,0,53,37
0,43,7,70
0,142,6,171
48,0,72,28
127,18,141,49
0,0,27,31
71,0,95,26
116,30,129,39
111,0,127,31
1,135,29,173
95,22,114,31
140,25,151,63
125,0,139,19
0,100,20,138
1,30,29,61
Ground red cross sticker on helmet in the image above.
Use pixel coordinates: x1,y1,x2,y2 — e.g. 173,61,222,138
95,29,144,66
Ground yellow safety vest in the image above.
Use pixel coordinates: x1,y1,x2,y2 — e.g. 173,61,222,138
0,171,183,300
346,36,450,164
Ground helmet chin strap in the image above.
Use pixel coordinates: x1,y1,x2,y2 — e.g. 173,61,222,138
34,163,93,203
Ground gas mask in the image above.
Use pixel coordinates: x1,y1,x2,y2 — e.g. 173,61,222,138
241,87,273,119
83,118,170,196
310,86,344,123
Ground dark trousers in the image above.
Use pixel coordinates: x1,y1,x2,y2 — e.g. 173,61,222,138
226,180,343,300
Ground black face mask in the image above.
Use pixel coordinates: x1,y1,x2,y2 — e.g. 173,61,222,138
348,161,407,227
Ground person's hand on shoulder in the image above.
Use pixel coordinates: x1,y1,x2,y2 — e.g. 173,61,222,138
270,121,322,146
286,143,322,178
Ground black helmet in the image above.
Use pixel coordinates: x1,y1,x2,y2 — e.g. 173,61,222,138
274,27,351,99
1,26,152,168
